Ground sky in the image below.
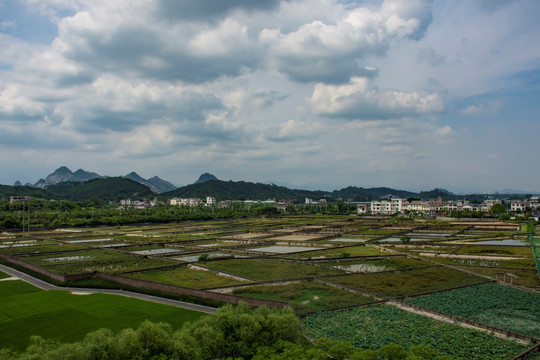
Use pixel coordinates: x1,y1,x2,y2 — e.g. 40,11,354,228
0,0,539,193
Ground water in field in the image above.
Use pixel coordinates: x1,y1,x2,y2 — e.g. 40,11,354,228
67,238,112,243
407,232,453,237
197,243,220,248
44,256,92,262
99,243,129,248
131,248,183,255
247,245,322,254
173,252,238,262
0,241,36,248
329,238,366,243
471,239,529,246
333,263,390,273
379,237,427,243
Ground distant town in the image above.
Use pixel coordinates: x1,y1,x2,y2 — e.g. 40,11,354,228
107,194,540,220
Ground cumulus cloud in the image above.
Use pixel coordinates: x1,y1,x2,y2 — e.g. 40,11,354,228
461,101,502,115
261,0,433,83
152,0,281,22
51,2,261,84
1,0,538,191
309,76,444,119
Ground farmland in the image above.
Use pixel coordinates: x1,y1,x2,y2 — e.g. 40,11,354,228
0,215,538,358
302,305,528,359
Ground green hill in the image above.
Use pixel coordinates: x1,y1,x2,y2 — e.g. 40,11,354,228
0,178,154,202
46,177,154,201
163,180,328,202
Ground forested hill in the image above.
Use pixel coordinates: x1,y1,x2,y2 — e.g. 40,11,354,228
162,180,329,202
1,176,492,203
46,177,154,201
0,177,154,202
161,181,456,202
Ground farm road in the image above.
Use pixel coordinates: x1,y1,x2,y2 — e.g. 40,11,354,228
0,264,217,314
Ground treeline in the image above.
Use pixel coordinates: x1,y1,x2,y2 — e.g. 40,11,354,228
0,303,452,360
0,197,357,230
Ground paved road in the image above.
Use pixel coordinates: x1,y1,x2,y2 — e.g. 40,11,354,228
0,264,217,314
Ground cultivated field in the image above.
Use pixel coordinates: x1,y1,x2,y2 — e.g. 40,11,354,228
1,215,538,358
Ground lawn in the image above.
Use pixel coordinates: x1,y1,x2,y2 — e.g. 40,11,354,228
0,280,207,352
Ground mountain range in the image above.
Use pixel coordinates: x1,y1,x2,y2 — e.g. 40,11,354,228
18,166,177,194
6,166,532,204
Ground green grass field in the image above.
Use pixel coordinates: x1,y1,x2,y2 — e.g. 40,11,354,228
0,280,207,352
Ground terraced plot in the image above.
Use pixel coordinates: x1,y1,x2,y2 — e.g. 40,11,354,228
202,258,344,281
329,266,487,298
232,280,375,312
128,266,248,289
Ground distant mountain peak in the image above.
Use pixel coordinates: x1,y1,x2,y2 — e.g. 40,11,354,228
44,166,74,185
123,172,177,194
195,173,218,184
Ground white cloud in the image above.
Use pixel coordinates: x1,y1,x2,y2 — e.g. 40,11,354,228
309,76,444,119
0,0,539,191
261,0,432,83
461,101,502,115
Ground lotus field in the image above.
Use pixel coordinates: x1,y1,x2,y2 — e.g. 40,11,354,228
407,282,540,338
301,305,528,360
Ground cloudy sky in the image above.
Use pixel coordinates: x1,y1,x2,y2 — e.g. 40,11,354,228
0,0,539,193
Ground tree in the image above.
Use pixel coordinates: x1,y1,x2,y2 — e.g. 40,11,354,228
490,204,506,215
400,235,411,244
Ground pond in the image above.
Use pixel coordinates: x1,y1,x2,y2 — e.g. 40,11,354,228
379,237,429,243
67,238,112,243
44,255,92,262
131,248,183,255
333,263,390,273
328,238,366,243
246,245,323,254
470,239,529,246
173,252,243,262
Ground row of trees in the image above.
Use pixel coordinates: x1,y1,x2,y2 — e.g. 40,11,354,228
0,197,358,230
0,303,451,360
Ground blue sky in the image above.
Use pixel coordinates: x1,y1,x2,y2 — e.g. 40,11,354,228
0,0,539,193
